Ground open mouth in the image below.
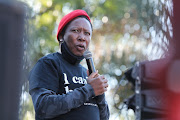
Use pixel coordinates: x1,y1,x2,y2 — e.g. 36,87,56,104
77,44,85,51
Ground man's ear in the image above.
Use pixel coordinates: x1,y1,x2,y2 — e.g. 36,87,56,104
58,35,64,43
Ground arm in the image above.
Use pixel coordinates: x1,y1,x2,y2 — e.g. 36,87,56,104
30,84,95,119
29,59,108,119
87,71,110,120
96,94,110,120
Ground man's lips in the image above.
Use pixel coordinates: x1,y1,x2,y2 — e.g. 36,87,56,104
76,44,85,51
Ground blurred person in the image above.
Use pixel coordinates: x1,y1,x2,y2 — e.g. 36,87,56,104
28,9,109,120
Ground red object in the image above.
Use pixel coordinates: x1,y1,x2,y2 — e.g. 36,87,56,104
57,9,91,41
167,0,180,119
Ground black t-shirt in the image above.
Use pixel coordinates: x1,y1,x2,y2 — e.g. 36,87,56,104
29,52,100,120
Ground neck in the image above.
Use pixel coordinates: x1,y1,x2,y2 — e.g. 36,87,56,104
60,42,84,65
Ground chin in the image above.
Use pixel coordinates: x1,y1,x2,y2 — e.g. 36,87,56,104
74,52,83,57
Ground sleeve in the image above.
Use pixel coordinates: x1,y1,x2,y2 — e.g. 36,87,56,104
29,58,60,92
30,84,95,119
29,58,95,119
95,94,110,120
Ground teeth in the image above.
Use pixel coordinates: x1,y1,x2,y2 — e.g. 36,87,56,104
79,45,84,48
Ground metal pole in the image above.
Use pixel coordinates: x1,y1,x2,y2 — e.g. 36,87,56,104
0,1,25,119
135,62,141,120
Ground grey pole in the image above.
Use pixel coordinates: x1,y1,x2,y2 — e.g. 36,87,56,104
0,0,25,119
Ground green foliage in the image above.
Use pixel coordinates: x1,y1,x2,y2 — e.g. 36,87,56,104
19,0,171,119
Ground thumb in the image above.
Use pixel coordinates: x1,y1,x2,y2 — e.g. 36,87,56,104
88,70,98,79
87,70,90,77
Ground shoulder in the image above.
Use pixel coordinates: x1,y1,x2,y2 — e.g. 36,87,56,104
29,53,62,92
78,63,88,74
38,52,62,65
41,52,61,61
30,52,62,73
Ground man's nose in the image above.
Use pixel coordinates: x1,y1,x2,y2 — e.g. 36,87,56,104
78,32,85,41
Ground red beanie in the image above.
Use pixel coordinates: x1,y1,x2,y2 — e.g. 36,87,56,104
57,9,91,41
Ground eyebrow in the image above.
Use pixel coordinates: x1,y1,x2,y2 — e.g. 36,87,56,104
70,26,91,32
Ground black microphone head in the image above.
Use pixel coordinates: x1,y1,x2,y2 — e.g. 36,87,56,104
83,50,92,59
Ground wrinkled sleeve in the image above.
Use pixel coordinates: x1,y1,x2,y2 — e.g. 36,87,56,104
95,94,110,120
30,84,95,119
28,58,95,119
29,59,59,92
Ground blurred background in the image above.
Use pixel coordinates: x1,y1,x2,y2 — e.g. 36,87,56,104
1,0,179,120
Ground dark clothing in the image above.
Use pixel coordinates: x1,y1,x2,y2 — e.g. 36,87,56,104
29,42,109,120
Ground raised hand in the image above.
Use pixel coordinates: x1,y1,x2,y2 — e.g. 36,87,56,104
87,71,108,96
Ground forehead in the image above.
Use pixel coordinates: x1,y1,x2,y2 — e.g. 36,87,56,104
67,17,92,31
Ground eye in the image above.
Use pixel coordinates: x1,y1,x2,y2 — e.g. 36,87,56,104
72,29,79,33
84,32,90,36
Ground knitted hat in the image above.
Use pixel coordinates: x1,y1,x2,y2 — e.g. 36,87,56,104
57,9,91,41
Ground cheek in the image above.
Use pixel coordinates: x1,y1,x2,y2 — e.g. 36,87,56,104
86,40,90,47
86,37,91,46
64,34,75,44
64,34,78,51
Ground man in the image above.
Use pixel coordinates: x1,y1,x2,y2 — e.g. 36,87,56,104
29,9,109,120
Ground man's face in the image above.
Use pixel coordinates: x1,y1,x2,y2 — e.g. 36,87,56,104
63,17,92,56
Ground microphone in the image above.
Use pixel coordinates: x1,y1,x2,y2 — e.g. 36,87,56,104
83,50,96,74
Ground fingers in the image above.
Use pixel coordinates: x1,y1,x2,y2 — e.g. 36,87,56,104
88,70,99,79
94,71,99,78
87,72,109,96
98,77,109,95
99,82,108,95
87,69,100,77
102,78,108,90
99,75,108,83
87,70,89,76
103,81,108,88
